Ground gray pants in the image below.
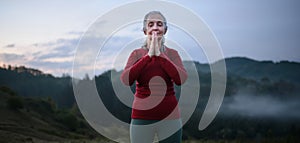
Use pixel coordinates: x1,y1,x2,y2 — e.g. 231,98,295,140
130,119,182,143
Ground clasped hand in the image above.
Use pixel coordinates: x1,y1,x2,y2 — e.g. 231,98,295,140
147,32,161,57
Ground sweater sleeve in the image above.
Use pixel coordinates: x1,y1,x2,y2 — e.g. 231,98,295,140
158,50,188,85
120,50,151,86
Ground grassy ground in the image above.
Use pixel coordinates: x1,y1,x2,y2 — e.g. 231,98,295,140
0,93,106,143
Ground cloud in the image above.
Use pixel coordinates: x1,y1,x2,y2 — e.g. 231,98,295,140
2,15,211,77
4,44,15,48
66,31,84,36
72,21,147,78
31,38,77,60
0,37,80,76
27,60,73,76
0,23,207,78
28,38,80,76
0,53,26,63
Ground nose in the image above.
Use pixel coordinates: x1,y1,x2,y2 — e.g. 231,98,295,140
152,23,158,30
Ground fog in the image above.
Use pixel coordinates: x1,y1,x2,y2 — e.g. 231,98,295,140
221,94,300,120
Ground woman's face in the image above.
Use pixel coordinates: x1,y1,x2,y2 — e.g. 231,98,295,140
145,14,166,38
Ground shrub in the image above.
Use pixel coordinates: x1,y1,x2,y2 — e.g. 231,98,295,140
7,96,24,110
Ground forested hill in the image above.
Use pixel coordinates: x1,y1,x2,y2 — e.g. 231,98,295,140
224,57,300,83
0,65,75,108
184,57,300,84
1,57,299,105
1,57,300,142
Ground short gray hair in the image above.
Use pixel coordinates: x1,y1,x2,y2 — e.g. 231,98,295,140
143,11,167,32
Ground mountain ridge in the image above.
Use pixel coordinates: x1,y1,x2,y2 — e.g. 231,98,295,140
182,57,300,84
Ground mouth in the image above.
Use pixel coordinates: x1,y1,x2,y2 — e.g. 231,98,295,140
150,31,162,35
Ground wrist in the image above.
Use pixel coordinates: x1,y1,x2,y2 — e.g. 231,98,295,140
155,50,161,56
148,52,153,57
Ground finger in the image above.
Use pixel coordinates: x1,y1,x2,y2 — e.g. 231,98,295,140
151,35,155,46
154,33,158,45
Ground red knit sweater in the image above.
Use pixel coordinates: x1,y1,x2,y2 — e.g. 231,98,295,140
120,47,187,120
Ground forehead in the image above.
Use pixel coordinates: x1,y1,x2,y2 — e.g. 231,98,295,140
146,14,164,23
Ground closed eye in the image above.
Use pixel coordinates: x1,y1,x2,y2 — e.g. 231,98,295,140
148,22,154,27
157,21,163,27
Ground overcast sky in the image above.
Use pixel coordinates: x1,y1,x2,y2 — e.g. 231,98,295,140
0,0,299,76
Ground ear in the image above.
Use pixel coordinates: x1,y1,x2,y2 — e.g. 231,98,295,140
164,26,168,34
143,28,147,35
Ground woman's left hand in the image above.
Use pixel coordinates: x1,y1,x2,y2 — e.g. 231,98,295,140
154,32,161,56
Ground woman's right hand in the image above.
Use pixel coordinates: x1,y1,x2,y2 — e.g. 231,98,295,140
148,32,157,57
